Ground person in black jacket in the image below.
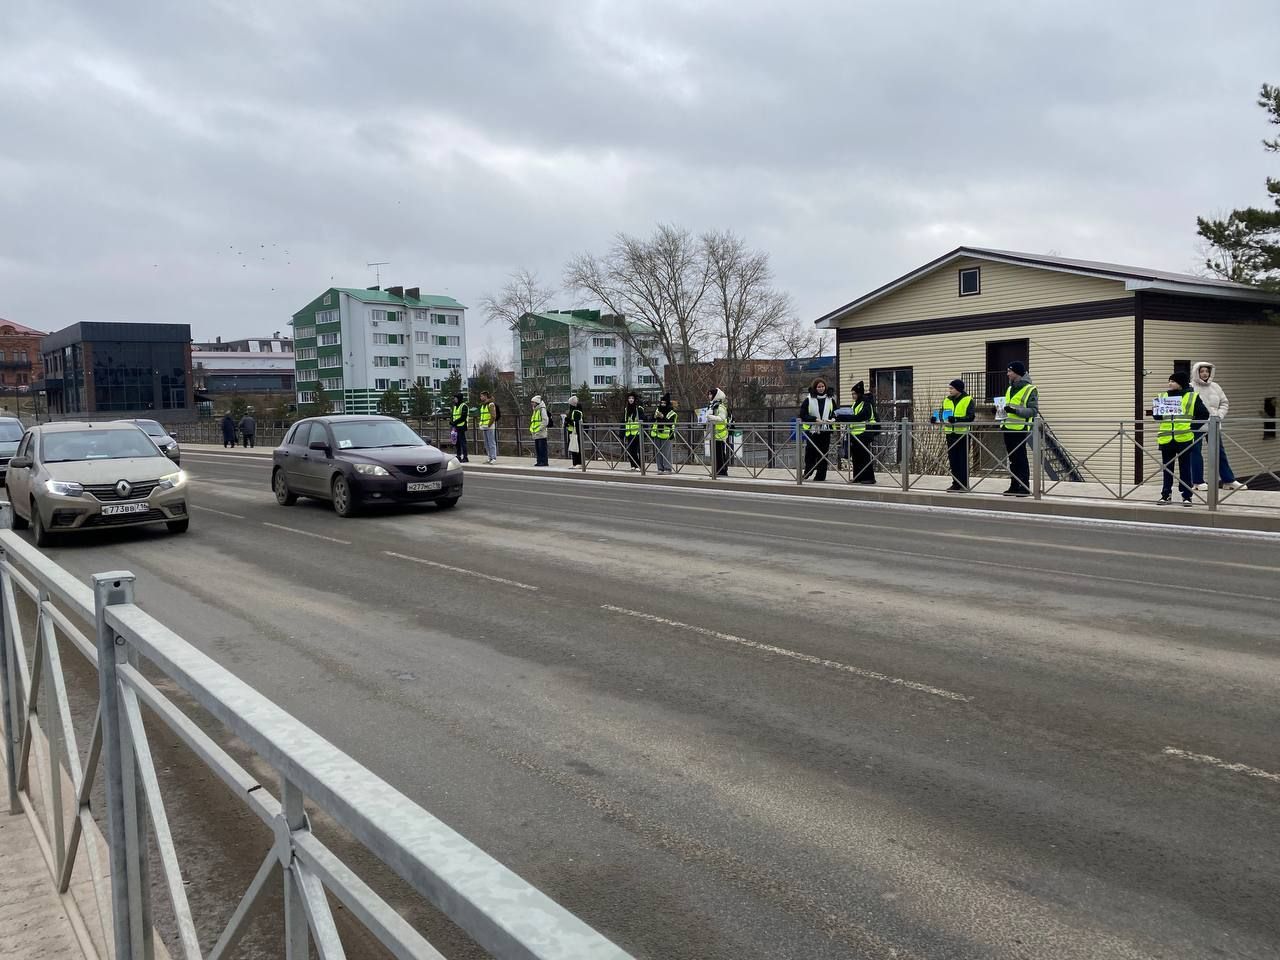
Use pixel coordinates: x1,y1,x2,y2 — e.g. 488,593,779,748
848,381,877,484
1154,371,1210,505
623,392,645,470
221,413,237,448
566,395,585,467
450,393,469,463
931,379,976,491
798,377,836,481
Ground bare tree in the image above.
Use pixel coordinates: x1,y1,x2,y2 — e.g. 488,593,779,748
478,268,557,331
702,229,794,405
775,320,836,402
565,224,714,409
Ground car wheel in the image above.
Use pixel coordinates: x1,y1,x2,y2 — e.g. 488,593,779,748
8,491,28,530
166,518,190,535
273,468,298,506
436,497,460,509
31,501,54,548
331,475,358,517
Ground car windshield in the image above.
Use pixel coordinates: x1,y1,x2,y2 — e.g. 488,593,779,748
0,421,24,442
133,420,166,437
329,420,426,450
41,429,167,463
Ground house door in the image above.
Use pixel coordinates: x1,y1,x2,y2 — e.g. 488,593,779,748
984,339,1030,402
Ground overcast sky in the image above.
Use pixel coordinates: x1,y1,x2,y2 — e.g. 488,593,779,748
2,0,1277,364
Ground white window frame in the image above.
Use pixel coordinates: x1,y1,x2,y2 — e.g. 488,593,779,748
315,309,339,325
320,377,343,391
958,267,981,297
318,332,340,346
295,347,316,360
374,378,390,391
415,354,430,365
294,325,315,340
297,390,317,404
319,354,341,368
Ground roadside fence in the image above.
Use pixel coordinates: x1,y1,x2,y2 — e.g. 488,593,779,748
0,505,633,960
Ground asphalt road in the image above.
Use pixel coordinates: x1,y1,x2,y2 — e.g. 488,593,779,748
31,450,1280,960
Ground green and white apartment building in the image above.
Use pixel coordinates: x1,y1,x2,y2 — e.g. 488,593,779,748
291,286,467,414
514,310,668,404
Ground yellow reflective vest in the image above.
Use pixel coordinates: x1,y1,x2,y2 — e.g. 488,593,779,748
1157,391,1196,444
1001,383,1037,431
942,395,973,434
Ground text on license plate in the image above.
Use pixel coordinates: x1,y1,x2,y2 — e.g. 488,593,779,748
406,481,442,492
102,502,151,516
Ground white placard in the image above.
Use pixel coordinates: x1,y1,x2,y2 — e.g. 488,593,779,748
993,397,1008,421
1153,396,1184,417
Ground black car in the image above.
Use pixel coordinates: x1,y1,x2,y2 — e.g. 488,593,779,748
272,416,462,517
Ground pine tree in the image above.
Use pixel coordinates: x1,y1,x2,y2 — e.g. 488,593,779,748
377,385,403,417
1197,83,1280,291
441,369,463,403
407,381,432,428
574,382,593,412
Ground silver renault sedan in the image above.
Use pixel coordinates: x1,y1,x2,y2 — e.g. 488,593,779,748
5,421,190,546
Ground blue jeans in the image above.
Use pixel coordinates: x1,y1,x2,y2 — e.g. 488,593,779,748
481,428,498,461
1188,438,1236,485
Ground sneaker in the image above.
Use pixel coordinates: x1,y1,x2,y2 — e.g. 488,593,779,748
1194,483,1208,492
1156,496,1171,505
1227,480,1248,491
1182,499,1193,507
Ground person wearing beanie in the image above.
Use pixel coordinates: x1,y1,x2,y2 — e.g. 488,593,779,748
931,378,975,491
529,395,549,466
623,391,646,470
846,381,878,484
450,392,470,463
798,377,836,481
566,394,585,467
650,392,677,474
1000,362,1038,496
1154,371,1209,505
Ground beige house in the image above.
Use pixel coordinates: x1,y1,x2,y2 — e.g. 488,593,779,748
816,248,1280,484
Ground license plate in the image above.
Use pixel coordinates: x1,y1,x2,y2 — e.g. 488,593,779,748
406,481,442,492
101,503,150,516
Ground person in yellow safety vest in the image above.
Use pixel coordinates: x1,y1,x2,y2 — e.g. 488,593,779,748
450,393,470,463
798,377,836,482
931,378,976,492
478,391,499,464
650,393,677,474
1154,370,1209,505
623,391,646,470
566,394,585,467
706,387,730,477
529,395,549,467
999,362,1037,496
848,381,878,484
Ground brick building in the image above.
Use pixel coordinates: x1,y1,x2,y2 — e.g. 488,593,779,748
0,318,47,392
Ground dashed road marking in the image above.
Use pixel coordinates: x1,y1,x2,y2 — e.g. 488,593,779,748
600,605,972,703
261,522,351,545
1162,747,1280,785
384,551,539,591
190,505,247,520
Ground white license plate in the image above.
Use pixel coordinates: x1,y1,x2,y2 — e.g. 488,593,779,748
406,481,442,492
101,503,151,516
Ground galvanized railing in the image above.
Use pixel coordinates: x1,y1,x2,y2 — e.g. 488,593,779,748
548,419,1280,511
0,505,633,960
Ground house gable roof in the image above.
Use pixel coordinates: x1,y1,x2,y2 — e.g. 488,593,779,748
815,247,1280,328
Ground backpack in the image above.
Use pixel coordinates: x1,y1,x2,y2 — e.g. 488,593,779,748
492,402,502,423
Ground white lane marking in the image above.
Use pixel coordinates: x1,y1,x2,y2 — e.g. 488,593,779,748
600,605,972,703
384,551,539,591
261,521,351,545
471,471,1280,544
190,505,247,520
1162,747,1280,786
472,482,1280,578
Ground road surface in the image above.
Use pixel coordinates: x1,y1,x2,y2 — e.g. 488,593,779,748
32,449,1280,959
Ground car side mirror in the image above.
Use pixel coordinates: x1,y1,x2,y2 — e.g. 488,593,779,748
309,441,331,455
8,456,31,469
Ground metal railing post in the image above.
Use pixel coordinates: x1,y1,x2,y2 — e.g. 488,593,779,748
1032,418,1044,500
899,419,912,491
94,571,142,960
638,425,647,476
795,424,804,485
0,504,20,815
1206,417,1221,512
281,776,311,959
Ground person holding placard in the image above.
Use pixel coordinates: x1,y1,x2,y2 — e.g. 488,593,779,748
931,378,975,491
799,377,837,481
650,393,677,474
566,394,584,467
848,381,877,484
1154,371,1209,505
1000,362,1038,496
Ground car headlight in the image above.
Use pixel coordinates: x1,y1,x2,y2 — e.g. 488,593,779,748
46,480,84,497
353,463,390,476
445,457,462,472
157,471,187,491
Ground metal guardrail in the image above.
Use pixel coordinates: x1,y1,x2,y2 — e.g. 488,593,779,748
549,418,1280,511
0,505,633,960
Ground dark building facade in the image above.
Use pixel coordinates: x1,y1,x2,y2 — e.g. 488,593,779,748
41,322,194,419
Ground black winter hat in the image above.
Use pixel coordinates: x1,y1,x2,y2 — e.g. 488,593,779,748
949,378,966,392
1007,361,1027,377
852,380,866,395
1169,371,1190,389
660,393,672,403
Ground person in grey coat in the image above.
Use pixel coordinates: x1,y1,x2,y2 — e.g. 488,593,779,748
239,414,257,448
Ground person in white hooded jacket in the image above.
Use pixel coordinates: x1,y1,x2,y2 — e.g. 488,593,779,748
705,387,730,477
529,395,550,467
1190,361,1247,491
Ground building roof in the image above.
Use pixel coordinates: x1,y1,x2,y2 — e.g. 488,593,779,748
523,310,652,336
815,246,1280,327
0,319,47,336
332,288,465,309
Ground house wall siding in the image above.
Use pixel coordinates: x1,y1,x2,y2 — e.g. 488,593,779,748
841,257,1130,328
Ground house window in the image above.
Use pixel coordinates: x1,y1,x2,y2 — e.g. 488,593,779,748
400,379,411,390
320,377,343,391
591,336,616,348
592,356,616,367
331,400,345,413
295,347,316,360
446,358,461,369
958,267,981,297
374,378,390,391
319,354,341,368
593,375,616,386
415,354,430,365
433,379,442,390
417,376,430,387
298,391,317,404
414,330,430,343
870,367,913,419
294,325,315,340
316,309,339,325
373,333,389,345
318,333,340,346
323,293,332,306
415,310,429,320
433,335,460,347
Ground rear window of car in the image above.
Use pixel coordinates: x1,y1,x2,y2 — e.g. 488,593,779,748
41,429,167,463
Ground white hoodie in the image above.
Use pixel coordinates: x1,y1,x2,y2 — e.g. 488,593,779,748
705,388,728,423
1191,361,1229,418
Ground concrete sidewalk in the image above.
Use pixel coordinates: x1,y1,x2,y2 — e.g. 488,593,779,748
183,444,1280,532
